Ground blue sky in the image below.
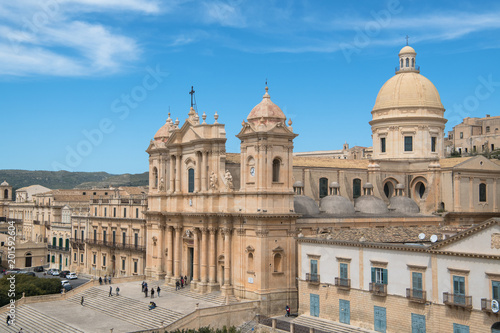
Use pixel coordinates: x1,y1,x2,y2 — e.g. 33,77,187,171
1,0,500,174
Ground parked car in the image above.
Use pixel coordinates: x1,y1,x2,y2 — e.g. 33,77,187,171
33,266,44,272
47,268,56,275
61,280,70,286
61,283,72,292
18,271,36,276
5,269,21,275
49,269,60,276
67,272,78,280
59,270,70,278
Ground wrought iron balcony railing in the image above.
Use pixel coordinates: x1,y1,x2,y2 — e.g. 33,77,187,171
443,292,472,310
406,288,427,303
335,277,351,290
369,282,387,296
305,273,320,284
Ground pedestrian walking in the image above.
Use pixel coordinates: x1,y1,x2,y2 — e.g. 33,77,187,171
108,276,111,284
286,305,290,317
141,281,145,292
151,287,155,298
6,314,10,326
145,288,148,297
81,296,84,306
157,286,161,297
175,280,180,290
184,275,188,285
104,275,107,284
109,286,113,296
116,287,120,296
99,277,102,285
180,276,184,288
18,328,23,333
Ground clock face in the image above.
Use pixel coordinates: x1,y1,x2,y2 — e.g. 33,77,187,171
250,167,255,177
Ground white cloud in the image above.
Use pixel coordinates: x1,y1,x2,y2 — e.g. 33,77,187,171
201,1,247,28
0,0,158,77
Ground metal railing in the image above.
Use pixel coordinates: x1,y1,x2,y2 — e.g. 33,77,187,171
84,238,145,252
443,292,472,309
47,245,70,252
369,282,387,296
481,298,499,313
406,288,426,303
335,277,351,289
305,273,320,284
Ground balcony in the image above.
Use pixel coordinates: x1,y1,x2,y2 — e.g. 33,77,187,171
369,282,387,296
481,298,500,313
84,239,145,252
406,288,427,303
335,277,351,290
305,273,320,284
47,245,70,252
443,292,472,310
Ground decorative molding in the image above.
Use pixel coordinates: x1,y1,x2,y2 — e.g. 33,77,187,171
370,260,388,268
492,233,500,249
336,256,352,263
272,246,284,253
447,267,470,275
307,254,321,259
407,264,427,271
255,229,269,238
237,228,246,236
245,245,255,253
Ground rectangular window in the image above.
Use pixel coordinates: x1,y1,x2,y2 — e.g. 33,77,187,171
124,208,127,217
51,255,55,263
94,207,97,216
431,137,436,152
102,255,106,266
134,260,138,273
412,272,423,299
473,146,476,153
371,267,388,284
74,253,77,261
374,306,386,333
81,254,84,263
492,144,495,151
103,230,107,244
479,183,487,202
93,253,96,264
122,232,126,245
310,259,318,281
112,230,116,245
113,207,116,217
460,132,463,139
81,230,84,240
340,263,348,279
453,275,466,305
404,136,413,152
492,280,500,301
93,229,97,242
134,233,139,247
122,259,126,270
74,230,77,239
411,313,426,333
453,323,469,333
104,207,107,217
381,138,386,153
188,168,195,193
136,208,139,218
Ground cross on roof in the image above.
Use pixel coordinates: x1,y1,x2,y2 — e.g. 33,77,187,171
189,86,195,108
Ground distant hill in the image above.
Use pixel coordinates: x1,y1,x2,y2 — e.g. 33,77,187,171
0,170,149,198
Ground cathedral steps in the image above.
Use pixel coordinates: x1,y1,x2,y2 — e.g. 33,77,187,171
162,285,240,305
66,287,184,330
3,305,84,333
293,315,377,333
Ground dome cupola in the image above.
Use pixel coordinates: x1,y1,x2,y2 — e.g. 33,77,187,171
247,86,286,126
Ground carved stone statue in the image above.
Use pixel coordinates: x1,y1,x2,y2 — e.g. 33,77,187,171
159,177,165,191
225,169,233,189
209,171,218,189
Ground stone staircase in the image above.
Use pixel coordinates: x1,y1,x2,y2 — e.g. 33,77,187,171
293,315,377,333
237,318,259,333
162,285,240,305
66,287,184,330
2,305,84,333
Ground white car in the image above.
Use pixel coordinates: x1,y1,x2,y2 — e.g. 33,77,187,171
61,280,70,286
67,272,78,280
50,269,60,276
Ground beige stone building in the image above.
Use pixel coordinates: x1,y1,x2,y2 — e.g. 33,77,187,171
297,218,500,333
294,142,372,160
143,44,500,317
445,115,500,156
78,187,148,277
0,181,12,221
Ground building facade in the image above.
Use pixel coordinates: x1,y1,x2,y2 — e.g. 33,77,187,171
445,115,500,156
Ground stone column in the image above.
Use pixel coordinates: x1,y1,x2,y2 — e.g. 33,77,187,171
209,227,217,283
201,151,207,192
223,227,231,286
174,226,182,278
193,228,200,282
201,228,208,283
195,151,201,192
166,226,173,279
169,155,175,192
175,154,181,193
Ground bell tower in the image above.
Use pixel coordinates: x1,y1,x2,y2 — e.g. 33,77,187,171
236,86,297,214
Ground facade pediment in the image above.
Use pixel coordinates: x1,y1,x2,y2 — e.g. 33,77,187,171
451,155,500,172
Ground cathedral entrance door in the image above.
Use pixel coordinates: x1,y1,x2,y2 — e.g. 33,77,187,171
188,247,194,282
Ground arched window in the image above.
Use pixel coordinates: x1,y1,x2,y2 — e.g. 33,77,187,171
153,167,158,188
59,238,63,248
3,189,8,199
52,237,56,246
274,253,282,272
353,178,362,199
25,252,32,267
319,178,328,199
406,58,409,67
272,159,280,182
188,168,195,193
411,58,415,67
383,181,394,198
248,253,254,272
415,182,426,199
65,239,69,250
400,59,403,68
479,183,487,202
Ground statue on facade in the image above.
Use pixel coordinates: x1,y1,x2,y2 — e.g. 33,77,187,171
209,171,218,190
159,177,165,191
225,169,233,189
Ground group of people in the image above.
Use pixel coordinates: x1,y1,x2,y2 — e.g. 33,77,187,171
98,275,112,285
109,286,120,296
142,281,161,298
175,275,189,290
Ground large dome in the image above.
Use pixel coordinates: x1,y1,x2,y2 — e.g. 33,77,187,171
372,72,444,112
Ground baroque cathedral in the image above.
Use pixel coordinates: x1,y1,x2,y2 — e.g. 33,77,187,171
144,45,500,314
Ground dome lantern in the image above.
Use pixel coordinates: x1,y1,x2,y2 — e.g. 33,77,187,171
397,45,419,74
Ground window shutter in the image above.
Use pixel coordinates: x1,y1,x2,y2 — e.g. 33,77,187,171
382,269,388,285
371,267,375,283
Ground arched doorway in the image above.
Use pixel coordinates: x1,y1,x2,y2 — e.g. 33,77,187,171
111,255,116,277
218,255,225,287
492,322,500,333
25,252,32,267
